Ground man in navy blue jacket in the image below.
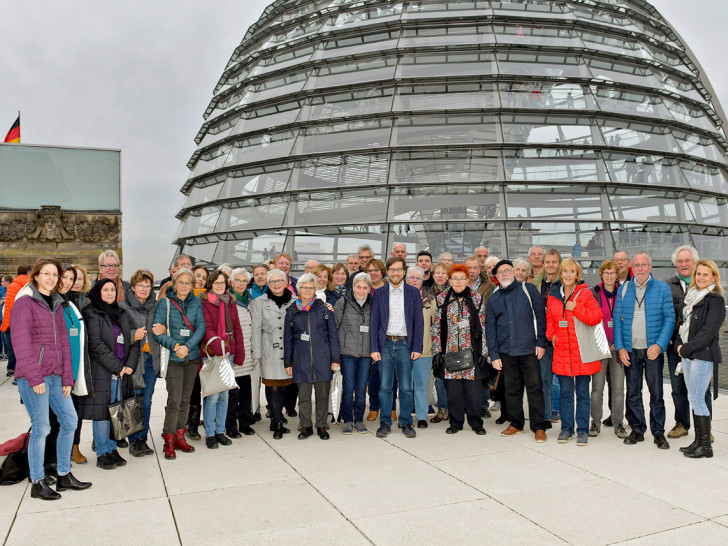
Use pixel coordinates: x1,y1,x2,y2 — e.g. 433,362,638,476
370,257,424,438
485,261,548,442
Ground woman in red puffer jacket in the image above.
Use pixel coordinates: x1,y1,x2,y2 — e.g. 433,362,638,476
546,258,603,447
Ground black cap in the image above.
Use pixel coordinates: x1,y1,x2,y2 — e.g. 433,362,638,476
492,259,513,275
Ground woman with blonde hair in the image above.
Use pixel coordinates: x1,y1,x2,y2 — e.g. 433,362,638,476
71,264,91,308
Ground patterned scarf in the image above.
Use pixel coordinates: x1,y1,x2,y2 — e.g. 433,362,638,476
334,285,346,298
296,298,313,312
230,288,249,307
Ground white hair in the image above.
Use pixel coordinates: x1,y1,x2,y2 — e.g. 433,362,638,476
671,245,699,266
296,273,317,291
352,272,372,287
230,267,250,283
484,256,500,267
267,268,286,284
406,265,424,279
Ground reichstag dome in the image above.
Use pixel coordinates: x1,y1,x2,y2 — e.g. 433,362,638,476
174,0,728,272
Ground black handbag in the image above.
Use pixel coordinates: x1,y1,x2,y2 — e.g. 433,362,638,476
0,429,30,485
432,353,445,379
443,349,475,372
108,376,144,441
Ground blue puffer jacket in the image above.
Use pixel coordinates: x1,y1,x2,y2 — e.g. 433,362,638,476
284,299,341,384
152,287,206,364
485,281,547,361
613,274,675,353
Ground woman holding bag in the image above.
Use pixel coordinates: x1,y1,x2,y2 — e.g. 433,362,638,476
545,258,603,447
78,278,140,470
677,259,725,458
200,270,245,449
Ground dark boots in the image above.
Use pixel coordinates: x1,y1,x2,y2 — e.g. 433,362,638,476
680,412,699,454
273,421,289,440
684,414,712,459
187,404,202,441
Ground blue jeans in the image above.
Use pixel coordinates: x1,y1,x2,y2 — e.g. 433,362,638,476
682,358,713,416
129,353,157,442
413,356,431,420
552,374,560,413
624,349,665,436
434,377,448,410
540,346,553,421
4,329,15,371
204,390,229,437
368,361,397,412
93,378,118,456
558,375,591,435
378,338,413,425
17,375,77,483
341,355,371,423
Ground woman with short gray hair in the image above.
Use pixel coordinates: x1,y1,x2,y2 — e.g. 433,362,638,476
512,258,530,283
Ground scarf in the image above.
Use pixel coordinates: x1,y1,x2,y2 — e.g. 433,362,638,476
678,273,692,287
88,278,122,328
679,284,714,343
206,292,230,342
268,289,293,309
601,282,618,299
334,285,346,298
355,295,367,306
231,288,249,307
296,298,313,312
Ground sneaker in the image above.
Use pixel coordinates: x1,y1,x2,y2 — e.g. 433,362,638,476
376,423,391,438
551,411,561,423
417,419,428,429
557,430,573,443
589,422,600,437
109,450,127,466
667,423,688,439
116,438,128,448
354,422,368,434
623,431,645,445
129,439,145,457
490,401,501,412
5,370,13,377
614,424,628,439
535,430,547,443
206,436,219,449
139,440,154,455
342,422,354,435
96,453,117,470
402,423,416,438
500,426,524,437
576,432,588,446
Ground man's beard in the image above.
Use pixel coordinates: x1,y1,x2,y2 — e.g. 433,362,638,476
499,278,514,288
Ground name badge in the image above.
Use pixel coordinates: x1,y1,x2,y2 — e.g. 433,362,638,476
69,328,79,337
607,320,613,328
360,325,369,333
180,328,191,337
116,333,124,344
559,320,568,328
301,333,310,342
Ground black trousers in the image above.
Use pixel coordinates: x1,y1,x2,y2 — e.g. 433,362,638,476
445,378,483,429
501,353,546,432
284,383,298,414
226,375,253,432
268,386,286,424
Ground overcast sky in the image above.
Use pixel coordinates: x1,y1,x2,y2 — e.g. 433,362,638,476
1,0,725,278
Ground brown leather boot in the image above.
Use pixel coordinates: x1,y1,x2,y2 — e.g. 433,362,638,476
162,433,176,460
71,445,87,464
174,429,195,453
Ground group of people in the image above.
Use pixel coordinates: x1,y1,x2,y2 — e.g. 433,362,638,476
3,241,722,500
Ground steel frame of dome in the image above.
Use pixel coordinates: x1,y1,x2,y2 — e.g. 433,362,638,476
174,0,728,273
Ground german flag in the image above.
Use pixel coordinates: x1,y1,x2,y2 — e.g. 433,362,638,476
3,116,20,143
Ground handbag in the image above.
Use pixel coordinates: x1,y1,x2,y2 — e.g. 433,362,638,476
571,290,612,362
442,299,476,373
107,376,145,441
329,371,342,420
199,336,238,398
0,429,30,485
159,298,171,379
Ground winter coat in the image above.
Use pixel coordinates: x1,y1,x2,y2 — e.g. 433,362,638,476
1,274,30,332
333,291,372,358
249,292,295,380
200,292,245,365
485,281,546,361
421,291,436,358
120,291,162,379
667,275,689,345
77,305,140,421
370,283,424,354
613,274,675,353
9,285,73,388
232,300,255,376
546,282,603,377
678,290,725,365
284,299,341,384
152,287,206,365
590,282,619,345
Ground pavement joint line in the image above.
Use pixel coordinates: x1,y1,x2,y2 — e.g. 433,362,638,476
166,476,304,499
8,493,168,517
257,431,376,545
2,480,29,546
378,436,573,545
710,515,728,529
150,433,184,546
604,519,715,545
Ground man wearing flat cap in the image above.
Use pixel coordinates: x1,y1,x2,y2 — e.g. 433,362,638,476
485,260,549,442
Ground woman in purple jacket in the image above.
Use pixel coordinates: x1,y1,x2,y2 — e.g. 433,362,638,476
10,258,92,501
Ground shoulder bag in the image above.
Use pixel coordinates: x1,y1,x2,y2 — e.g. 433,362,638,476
158,299,171,378
0,429,30,485
442,300,475,373
108,376,145,441
199,336,238,398
571,290,612,362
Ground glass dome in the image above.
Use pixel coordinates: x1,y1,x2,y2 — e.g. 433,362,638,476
174,0,728,272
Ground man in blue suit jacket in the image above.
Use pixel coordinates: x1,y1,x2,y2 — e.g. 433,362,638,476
370,257,424,438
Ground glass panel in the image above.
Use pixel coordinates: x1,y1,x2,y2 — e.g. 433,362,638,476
497,52,590,78
680,161,728,194
322,3,403,31
393,114,499,146
504,222,609,263
307,57,396,88
607,189,694,223
293,118,391,154
178,206,222,238
674,131,727,164
399,51,496,78
188,144,235,180
289,154,390,190
603,153,688,188
228,108,301,139
570,6,637,31
395,82,500,112
404,1,493,17
182,242,217,264
591,86,672,120
400,25,494,47
502,114,599,146
500,82,594,110
652,69,704,103
227,130,298,165
494,23,580,47
216,197,289,231
182,182,224,210
504,149,603,182
662,98,718,132
685,195,728,226
287,225,386,264
389,185,503,222
300,87,394,122
391,150,501,184
406,222,506,262
612,224,694,262
285,188,389,226
580,30,647,60
599,120,682,154
213,232,287,264
253,44,316,76
690,232,728,265
492,1,570,15
262,18,325,48
584,57,660,88
218,167,292,199
317,30,398,59
505,185,606,220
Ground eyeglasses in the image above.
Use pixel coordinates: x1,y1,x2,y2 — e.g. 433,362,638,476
388,268,404,273
367,269,379,274
233,279,248,284
408,276,423,281
299,286,315,290
450,276,468,282
269,280,285,285
212,281,226,286
176,281,192,286
100,263,120,269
